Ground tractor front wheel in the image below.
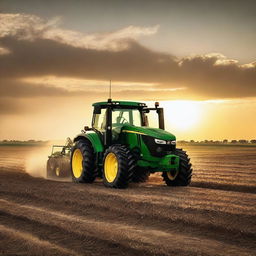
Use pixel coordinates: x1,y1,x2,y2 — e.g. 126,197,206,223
103,145,135,188
162,148,192,186
71,140,97,183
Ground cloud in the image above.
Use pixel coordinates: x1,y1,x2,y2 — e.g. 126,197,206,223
0,78,83,98
0,46,11,55
177,54,256,98
0,35,177,81
0,98,23,115
0,13,255,116
0,13,159,51
0,35,255,98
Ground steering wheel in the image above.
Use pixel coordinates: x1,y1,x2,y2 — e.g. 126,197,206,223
120,116,128,124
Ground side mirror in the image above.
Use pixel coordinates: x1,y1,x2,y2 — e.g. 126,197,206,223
84,126,90,131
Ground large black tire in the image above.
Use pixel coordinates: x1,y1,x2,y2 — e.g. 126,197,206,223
103,145,136,188
132,167,150,183
70,140,97,183
162,148,192,186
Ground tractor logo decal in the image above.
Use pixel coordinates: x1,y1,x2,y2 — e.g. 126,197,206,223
122,130,146,136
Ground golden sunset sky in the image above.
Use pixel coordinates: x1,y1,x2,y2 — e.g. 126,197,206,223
0,0,255,141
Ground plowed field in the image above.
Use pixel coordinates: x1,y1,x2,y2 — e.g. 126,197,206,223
0,145,255,256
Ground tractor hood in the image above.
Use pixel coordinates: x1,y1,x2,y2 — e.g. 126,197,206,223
121,124,176,141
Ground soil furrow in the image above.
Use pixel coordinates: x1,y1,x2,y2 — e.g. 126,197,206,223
0,211,151,256
0,198,255,256
1,144,256,256
0,224,80,256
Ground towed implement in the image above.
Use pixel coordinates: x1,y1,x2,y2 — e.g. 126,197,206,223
70,99,192,188
47,138,72,178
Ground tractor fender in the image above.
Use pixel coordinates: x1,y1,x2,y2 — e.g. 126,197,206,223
73,132,104,153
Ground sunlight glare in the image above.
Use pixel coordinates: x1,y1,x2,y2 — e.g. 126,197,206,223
162,101,202,130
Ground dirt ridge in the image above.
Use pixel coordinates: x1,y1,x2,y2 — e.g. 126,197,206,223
1,170,256,256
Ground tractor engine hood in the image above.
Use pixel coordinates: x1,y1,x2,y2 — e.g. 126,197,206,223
121,124,176,141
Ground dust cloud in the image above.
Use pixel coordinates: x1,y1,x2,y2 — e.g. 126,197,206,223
25,146,51,179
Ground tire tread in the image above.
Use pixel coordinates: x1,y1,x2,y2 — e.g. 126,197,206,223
162,148,192,186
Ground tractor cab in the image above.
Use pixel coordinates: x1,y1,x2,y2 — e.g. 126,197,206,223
91,99,165,147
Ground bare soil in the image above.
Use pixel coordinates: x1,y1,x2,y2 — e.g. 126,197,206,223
0,145,256,255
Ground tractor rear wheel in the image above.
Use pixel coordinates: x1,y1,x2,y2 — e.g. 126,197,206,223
71,140,97,183
103,145,136,188
162,148,192,186
132,167,150,183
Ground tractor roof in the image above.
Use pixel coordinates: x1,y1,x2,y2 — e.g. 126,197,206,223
93,101,147,108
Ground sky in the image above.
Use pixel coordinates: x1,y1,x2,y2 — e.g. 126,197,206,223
0,0,255,141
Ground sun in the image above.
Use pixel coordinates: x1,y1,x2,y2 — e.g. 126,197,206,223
162,101,202,130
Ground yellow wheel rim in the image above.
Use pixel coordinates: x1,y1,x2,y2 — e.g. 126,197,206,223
55,167,60,177
167,169,179,181
72,148,83,178
104,153,118,183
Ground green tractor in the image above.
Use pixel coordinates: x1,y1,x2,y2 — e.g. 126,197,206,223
71,99,192,188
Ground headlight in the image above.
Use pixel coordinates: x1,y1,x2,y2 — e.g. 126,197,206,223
155,139,166,144
167,140,176,145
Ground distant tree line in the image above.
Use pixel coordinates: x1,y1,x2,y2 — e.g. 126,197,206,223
178,139,256,144
1,139,256,145
0,140,48,144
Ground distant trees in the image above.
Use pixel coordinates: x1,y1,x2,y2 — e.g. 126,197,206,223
0,140,47,145
238,140,248,144
177,139,256,145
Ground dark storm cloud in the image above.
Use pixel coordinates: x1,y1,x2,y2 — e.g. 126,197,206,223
0,35,255,101
178,56,256,98
0,78,80,98
0,36,177,83
0,10,255,117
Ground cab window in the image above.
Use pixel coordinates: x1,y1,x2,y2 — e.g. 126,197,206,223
112,109,142,127
92,108,107,132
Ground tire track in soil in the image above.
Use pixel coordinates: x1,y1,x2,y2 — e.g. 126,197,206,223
0,224,80,256
149,175,256,193
1,189,255,249
1,170,256,255
0,198,255,256
0,210,150,256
